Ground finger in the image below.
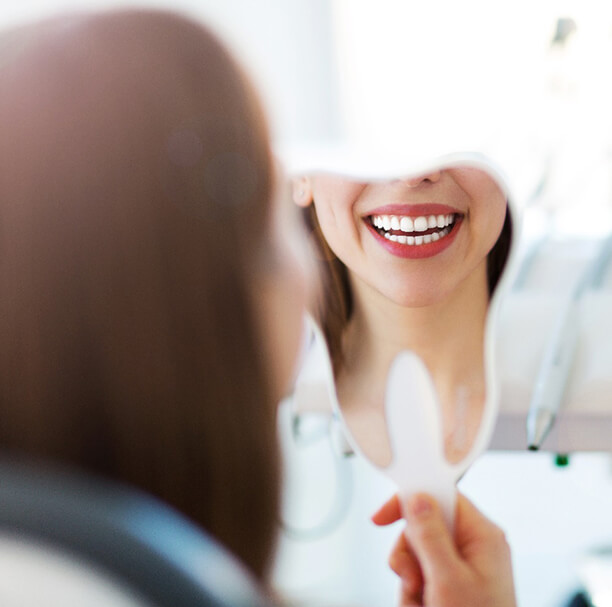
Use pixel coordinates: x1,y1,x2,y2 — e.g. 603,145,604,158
398,581,423,607
388,531,423,592
402,493,460,582
389,532,424,606
371,493,401,526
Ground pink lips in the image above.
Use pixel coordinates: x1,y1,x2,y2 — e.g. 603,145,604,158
365,203,463,260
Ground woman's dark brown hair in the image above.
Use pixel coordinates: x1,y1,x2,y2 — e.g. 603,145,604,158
0,9,279,580
304,197,513,374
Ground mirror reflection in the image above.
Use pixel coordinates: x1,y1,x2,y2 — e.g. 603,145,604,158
293,164,513,466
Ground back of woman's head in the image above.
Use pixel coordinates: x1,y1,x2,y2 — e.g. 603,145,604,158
0,9,279,579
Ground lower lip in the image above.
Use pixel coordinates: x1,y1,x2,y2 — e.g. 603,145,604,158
365,217,463,259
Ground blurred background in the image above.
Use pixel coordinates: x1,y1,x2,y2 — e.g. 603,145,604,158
4,0,612,225
2,1,612,606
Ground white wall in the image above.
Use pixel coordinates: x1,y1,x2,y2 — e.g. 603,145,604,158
0,0,340,147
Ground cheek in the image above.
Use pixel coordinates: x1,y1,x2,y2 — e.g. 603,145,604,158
311,195,343,242
449,168,507,241
310,179,365,230
310,197,362,266
469,192,508,259
483,202,508,255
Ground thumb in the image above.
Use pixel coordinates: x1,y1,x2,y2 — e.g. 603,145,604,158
402,493,460,583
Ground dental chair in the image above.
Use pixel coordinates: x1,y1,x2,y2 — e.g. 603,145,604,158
0,459,271,607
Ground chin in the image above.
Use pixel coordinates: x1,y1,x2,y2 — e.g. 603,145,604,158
394,295,447,309
382,284,456,310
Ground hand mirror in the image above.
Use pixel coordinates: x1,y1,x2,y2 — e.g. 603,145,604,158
291,152,518,526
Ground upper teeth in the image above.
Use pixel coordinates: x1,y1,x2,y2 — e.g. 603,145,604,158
372,214,455,233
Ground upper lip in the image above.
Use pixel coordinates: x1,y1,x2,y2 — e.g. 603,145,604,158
363,203,462,217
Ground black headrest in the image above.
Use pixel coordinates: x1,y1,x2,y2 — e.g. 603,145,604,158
0,459,271,607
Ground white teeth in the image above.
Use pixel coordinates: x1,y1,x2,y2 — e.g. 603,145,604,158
413,216,428,232
372,213,455,233
372,212,457,245
400,216,413,232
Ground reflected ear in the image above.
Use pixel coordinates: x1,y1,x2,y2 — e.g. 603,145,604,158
292,176,313,207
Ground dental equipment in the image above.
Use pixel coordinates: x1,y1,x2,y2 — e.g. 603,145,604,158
279,318,355,541
526,234,612,450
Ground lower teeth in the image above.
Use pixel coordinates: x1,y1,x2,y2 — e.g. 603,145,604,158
383,226,451,245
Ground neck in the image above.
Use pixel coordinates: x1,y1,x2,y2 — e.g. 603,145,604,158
335,262,490,466
338,261,489,410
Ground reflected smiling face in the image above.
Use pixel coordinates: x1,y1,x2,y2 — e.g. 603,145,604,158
296,167,507,307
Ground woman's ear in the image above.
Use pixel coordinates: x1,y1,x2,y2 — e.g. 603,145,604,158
292,176,313,207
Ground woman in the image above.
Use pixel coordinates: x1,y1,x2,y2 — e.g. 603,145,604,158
0,7,515,606
293,167,512,464
0,7,302,580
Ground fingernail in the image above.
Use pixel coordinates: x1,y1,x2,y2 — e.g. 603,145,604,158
409,494,433,519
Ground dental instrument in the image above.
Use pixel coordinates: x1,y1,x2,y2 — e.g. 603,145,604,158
526,234,612,450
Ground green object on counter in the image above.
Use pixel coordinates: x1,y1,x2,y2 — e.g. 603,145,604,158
555,453,570,467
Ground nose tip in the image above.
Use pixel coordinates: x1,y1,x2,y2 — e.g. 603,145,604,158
398,170,442,187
